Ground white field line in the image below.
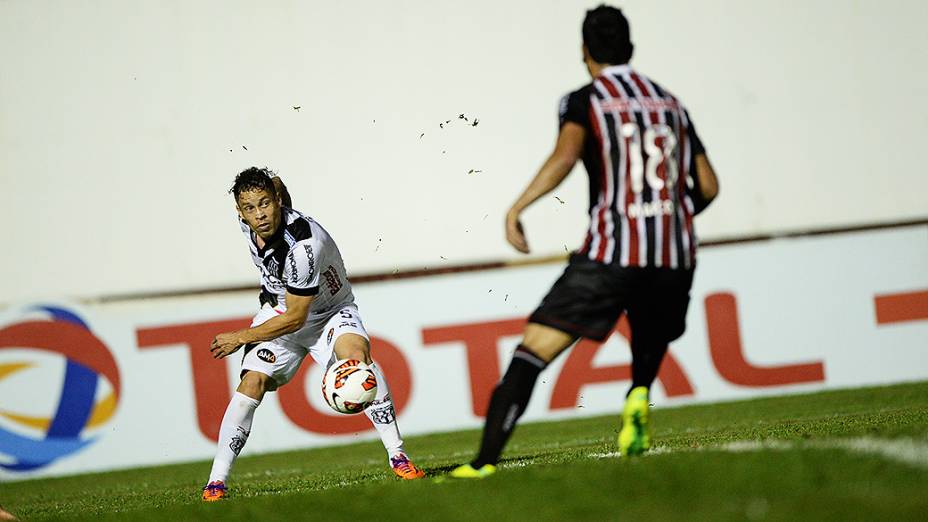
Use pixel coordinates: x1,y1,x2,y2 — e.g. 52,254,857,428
825,436,928,469
588,437,928,469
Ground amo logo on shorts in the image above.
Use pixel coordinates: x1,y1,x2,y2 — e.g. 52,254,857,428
256,348,276,364
0,306,121,472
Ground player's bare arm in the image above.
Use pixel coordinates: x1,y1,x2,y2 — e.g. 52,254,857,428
210,291,314,359
693,153,719,213
506,121,586,253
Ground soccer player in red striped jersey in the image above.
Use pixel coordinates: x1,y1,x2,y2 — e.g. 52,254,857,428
452,4,719,478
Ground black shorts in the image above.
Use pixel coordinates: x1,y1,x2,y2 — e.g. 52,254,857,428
528,254,694,342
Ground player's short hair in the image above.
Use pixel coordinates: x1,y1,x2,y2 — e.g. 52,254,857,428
582,5,634,65
230,167,278,202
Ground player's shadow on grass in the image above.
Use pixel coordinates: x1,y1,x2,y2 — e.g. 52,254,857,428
427,455,537,476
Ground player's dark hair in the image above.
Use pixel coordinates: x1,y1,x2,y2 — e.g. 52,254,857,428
230,167,278,202
582,5,634,65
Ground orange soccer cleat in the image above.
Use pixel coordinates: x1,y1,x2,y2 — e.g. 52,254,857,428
390,453,425,480
201,481,228,502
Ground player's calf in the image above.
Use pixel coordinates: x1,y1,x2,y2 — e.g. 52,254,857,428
201,372,270,499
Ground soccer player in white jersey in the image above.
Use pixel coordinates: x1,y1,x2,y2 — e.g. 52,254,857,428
201,167,424,501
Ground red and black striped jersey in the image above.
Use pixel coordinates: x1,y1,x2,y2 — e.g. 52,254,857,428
560,64,706,269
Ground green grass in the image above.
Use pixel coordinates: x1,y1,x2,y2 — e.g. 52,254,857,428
5,381,928,521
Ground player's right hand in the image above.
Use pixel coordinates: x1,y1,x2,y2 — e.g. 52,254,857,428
210,331,244,359
506,211,530,254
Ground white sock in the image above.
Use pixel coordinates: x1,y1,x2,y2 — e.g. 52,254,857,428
364,362,406,459
208,392,261,483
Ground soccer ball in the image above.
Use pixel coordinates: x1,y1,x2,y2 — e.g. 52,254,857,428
321,359,378,414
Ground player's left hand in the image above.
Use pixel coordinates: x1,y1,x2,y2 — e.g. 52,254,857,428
506,210,530,254
210,331,245,359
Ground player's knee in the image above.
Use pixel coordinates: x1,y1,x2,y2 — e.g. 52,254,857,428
635,321,685,348
522,323,576,362
522,344,559,363
663,319,687,343
239,370,275,397
333,333,371,363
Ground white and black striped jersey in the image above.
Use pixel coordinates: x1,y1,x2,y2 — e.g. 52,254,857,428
240,208,355,314
560,64,707,269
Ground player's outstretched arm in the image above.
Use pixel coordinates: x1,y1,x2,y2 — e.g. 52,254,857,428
506,122,586,253
210,292,314,358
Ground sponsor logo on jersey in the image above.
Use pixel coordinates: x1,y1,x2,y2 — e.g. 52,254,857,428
287,250,298,284
322,266,342,296
304,245,315,280
256,348,276,364
327,328,334,346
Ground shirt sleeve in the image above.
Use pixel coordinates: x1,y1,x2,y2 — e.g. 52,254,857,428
684,109,706,156
283,239,320,296
558,88,590,129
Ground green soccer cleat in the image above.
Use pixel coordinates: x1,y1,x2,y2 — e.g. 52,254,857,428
618,386,651,457
449,463,497,479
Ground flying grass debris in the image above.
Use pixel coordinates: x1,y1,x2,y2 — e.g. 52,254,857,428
438,114,479,129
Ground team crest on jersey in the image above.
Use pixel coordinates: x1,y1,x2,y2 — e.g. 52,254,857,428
327,328,334,346
266,257,280,277
256,348,276,364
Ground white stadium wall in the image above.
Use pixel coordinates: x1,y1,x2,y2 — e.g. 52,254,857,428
1,225,926,480
2,0,928,302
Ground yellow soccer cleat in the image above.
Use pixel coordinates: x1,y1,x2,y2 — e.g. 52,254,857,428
449,463,497,479
618,386,651,457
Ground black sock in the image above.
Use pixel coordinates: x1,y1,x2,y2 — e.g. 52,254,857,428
630,332,668,391
472,345,546,468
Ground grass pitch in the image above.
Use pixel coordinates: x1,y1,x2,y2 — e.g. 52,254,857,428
5,381,928,521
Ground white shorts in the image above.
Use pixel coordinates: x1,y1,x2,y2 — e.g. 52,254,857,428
240,303,369,387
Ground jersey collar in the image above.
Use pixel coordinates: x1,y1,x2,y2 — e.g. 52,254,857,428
599,64,632,76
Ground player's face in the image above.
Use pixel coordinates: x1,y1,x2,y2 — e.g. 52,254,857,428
237,188,282,240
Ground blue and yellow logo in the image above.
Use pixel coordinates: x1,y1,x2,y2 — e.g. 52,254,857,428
0,306,121,472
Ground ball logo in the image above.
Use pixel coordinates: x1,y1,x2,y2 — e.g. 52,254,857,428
0,306,121,472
